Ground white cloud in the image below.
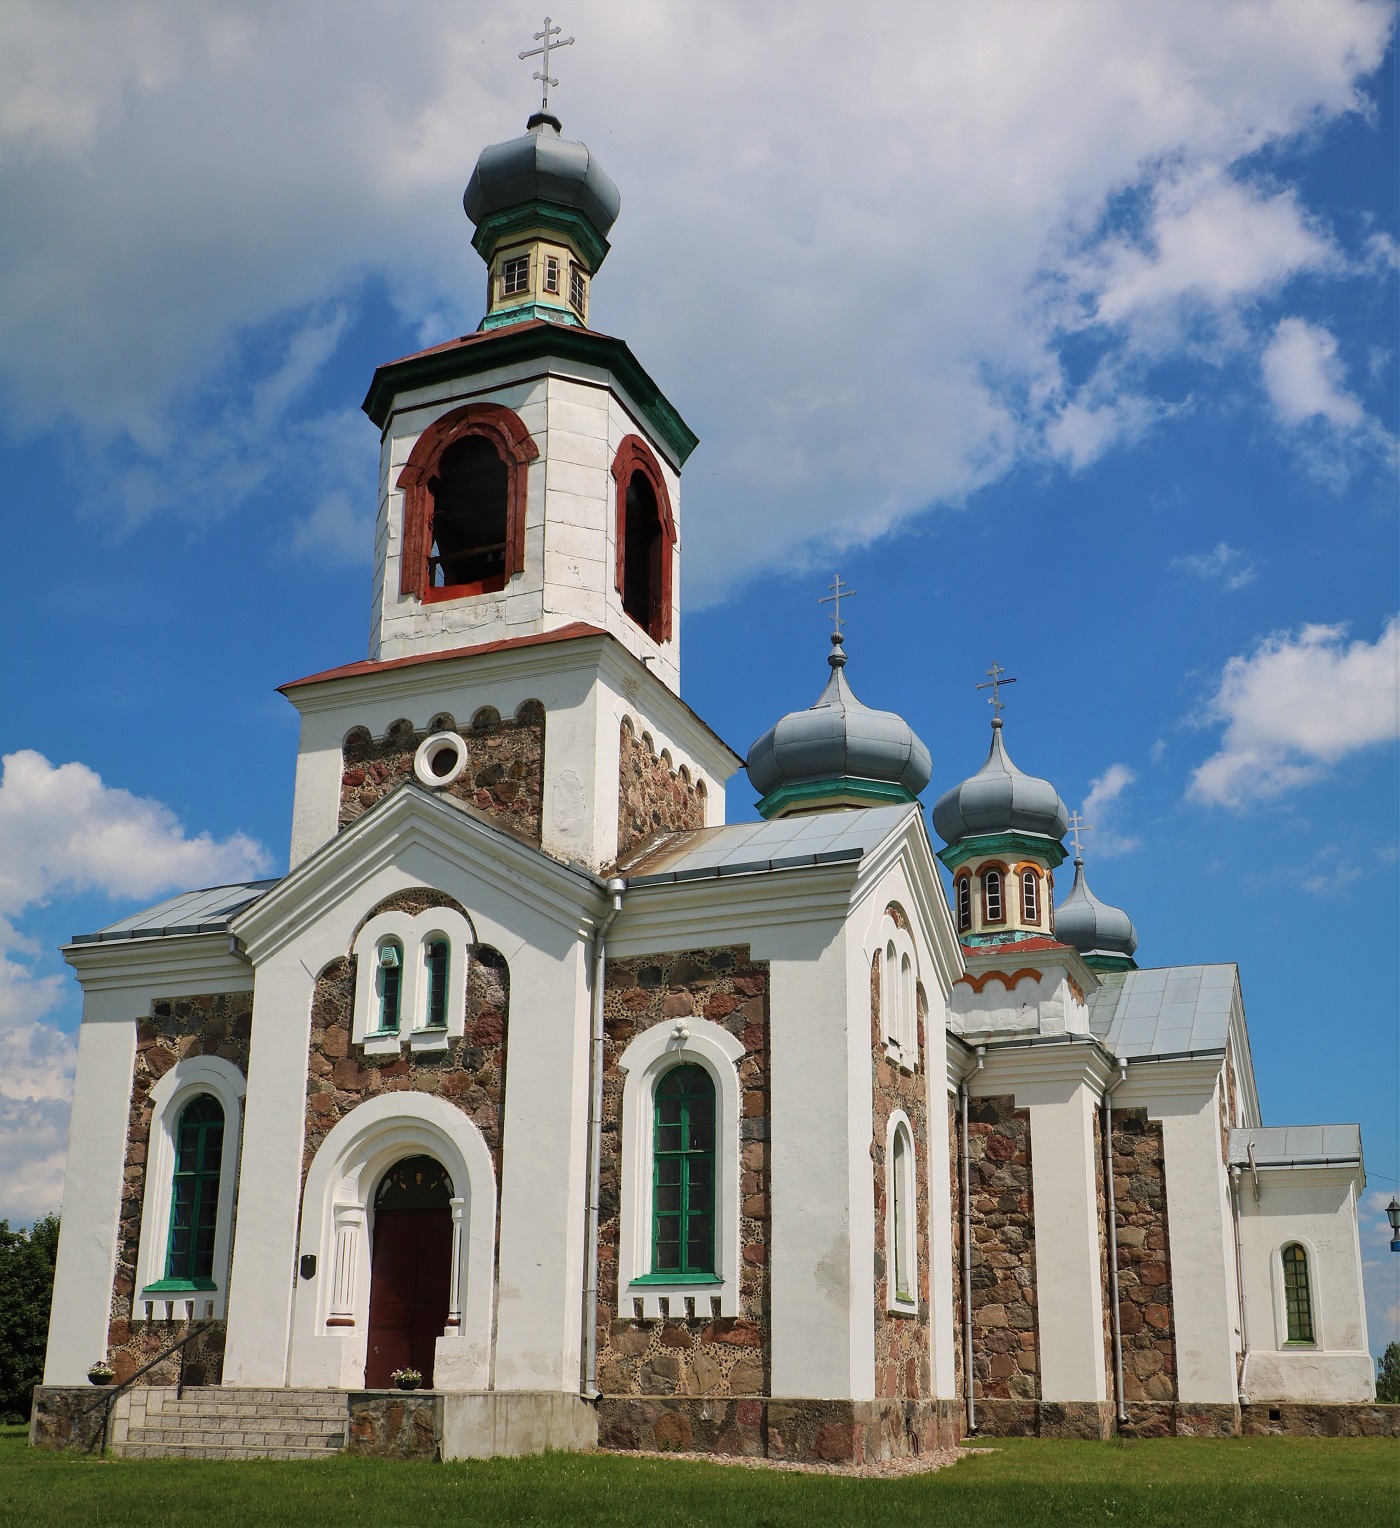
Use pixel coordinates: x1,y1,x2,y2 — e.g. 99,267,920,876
0,749,271,1221
0,0,1391,599
1189,616,1400,807
1261,317,1367,429
1173,541,1258,590
1081,763,1141,856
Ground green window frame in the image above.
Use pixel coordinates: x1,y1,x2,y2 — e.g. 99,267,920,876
375,938,404,1034
158,1094,223,1290
425,939,449,1029
1282,1243,1314,1344
650,1065,716,1278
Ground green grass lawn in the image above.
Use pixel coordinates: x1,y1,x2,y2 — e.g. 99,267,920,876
1,1423,1393,1528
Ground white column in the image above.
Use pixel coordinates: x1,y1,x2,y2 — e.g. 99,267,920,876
327,1204,364,1327
446,1196,468,1332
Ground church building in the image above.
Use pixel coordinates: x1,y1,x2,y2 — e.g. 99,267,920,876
36,105,1378,1462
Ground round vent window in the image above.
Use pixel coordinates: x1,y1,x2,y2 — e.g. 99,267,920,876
413,732,468,789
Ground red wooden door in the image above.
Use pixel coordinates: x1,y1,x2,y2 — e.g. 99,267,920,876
365,1207,451,1388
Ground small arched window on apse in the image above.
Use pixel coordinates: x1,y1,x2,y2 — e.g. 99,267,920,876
956,874,972,933
982,867,1005,924
1021,868,1040,925
1282,1243,1315,1344
397,402,539,604
375,938,405,1034
612,435,675,642
884,942,898,1042
888,1115,917,1310
900,954,915,1052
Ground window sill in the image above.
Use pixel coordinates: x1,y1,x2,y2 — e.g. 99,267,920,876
143,1278,216,1294
629,1272,722,1287
409,1027,450,1052
886,1297,918,1317
362,1031,401,1056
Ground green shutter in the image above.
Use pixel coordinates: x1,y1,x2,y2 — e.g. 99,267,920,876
160,1095,223,1289
650,1065,716,1278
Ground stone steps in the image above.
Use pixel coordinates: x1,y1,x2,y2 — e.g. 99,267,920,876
112,1386,349,1461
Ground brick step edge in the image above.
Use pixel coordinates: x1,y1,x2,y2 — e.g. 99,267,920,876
115,1443,344,1461
145,1404,348,1420
151,1389,344,1404
129,1428,346,1447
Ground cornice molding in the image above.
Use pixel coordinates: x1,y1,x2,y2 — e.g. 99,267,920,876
63,933,254,997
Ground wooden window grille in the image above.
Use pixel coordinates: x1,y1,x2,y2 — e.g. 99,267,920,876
983,868,1004,924
651,1065,716,1276
164,1095,224,1287
1282,1243,1315,1343
501,255,530,296
543,255,560,294
570,264,586,313
425,940,449,1029
957,875,971,932
1021,869,1039,924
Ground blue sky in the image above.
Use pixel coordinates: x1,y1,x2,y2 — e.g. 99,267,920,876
0,2,1395,1351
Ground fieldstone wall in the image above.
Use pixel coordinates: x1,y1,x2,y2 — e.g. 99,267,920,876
1111,1107,1177,1404
615,718,706,863
29,1388,114,1452
339,702,545,844
870,939,933,1399
967,1094,1039,1403
303,890,510,1189
347,1392,441,1458
948,1096,965,1405
594,947,770,1402
107,993,252,1386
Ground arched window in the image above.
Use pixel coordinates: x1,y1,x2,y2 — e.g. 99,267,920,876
1021,868,1040,925
165,1095,224,1287
1282,1243,1315,1343
376,938,404,1034
982,867,1004,924
652,1065,715,1276
884,942,898,1043
612,435,675,642
888,1117,917,1310
397,403,538,604
900,954,915,1052
956,874,972,933
424,939,449,1029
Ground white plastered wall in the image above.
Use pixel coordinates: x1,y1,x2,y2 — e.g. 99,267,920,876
1235,1166,1373,1402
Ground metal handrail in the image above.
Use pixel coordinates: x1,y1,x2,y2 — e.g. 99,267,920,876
81,1320,212,1455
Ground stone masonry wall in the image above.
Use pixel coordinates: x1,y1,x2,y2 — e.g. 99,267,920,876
106,992,253,1386
967,1094,1039,1403
948,1096,964,1405
870,942,933,1399
302,889,510,1191
615,718,706,864
340,702,545,844
593,946,770,1426
1111,1107,1177,1406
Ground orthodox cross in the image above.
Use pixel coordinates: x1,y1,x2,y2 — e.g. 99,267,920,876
1067,810,1094,859
519,17,574,112
976,661,1017,720
819,574,857,635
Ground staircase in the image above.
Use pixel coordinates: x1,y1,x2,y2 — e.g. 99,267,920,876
112,1387,348,1460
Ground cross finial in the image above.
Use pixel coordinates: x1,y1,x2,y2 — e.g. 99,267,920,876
819,574,857,635
975,661,1018,723
519,16,575,113
1067,810,1094,861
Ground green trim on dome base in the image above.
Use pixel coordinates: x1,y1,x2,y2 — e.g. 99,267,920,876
961,929,1060,951
1082,952,1138,974
755,776,917,820
471,199,612,272
937,829,1067,873
479,301,584,332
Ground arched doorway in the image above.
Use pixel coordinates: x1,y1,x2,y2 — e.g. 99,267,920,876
365,1155,453,1388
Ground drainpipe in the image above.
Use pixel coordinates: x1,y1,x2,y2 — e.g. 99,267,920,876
1102,1060,1129,1427
581,877,626,1400
958,1045,985,1436
1230,1164,1250,1405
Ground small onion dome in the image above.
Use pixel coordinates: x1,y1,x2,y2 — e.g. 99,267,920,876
745,635,932,817
931,720,1069,846
1055,856,1139,963
463,114,621,241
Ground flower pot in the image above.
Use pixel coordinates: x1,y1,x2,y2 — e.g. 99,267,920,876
87,1370,115,1387
394,1377,421,1391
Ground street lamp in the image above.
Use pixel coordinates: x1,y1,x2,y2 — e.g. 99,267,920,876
1387,1197,1400,1253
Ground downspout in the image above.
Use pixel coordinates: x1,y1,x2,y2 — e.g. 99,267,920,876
1230,1165,1250,1405
581,876,626,1400
958,1045,985,1436
1102,1060,1128,1427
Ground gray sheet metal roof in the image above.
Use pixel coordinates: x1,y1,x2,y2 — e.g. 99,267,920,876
618,804,916,887
1088,963,1238,1059
71,880,280,944
1229,1125,1362,1168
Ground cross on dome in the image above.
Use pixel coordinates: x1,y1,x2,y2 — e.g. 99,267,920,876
1067,810,1094,861
976,661,1017,723
519,16,575,113
819,574,857,635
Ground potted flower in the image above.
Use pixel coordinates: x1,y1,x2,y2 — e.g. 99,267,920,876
390,1367,422,1391
87,1362,116,1387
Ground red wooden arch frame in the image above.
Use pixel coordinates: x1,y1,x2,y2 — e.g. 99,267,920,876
611,434,676,642
396,402,540,603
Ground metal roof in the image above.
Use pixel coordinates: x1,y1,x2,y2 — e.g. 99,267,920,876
619,804,916,887
1088,963,1238,1059
70,880,280,944
1229,1125,1363,1169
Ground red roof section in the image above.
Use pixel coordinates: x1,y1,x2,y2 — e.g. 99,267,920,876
374,318,616,372
279,623,606,692
962,936,1074,958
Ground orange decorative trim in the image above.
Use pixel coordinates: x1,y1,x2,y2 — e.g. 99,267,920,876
955,966,1044,994
1067,976,1085,1005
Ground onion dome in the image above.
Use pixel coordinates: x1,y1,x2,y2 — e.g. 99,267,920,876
932,719,1069,847
464,113,621,248
745,634,932,819
1055,856,1139,971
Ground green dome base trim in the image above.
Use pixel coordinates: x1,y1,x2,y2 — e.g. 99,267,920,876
1082,952,1138,973
471,199,611,272
960,929,1062,950
937,829,1067,874
756,777,917,820
479,301,585,332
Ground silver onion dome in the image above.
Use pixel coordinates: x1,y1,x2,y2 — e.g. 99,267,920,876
931,720,1070,846
1055,856,1139,961
463,113,621,239
745,634,932,812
